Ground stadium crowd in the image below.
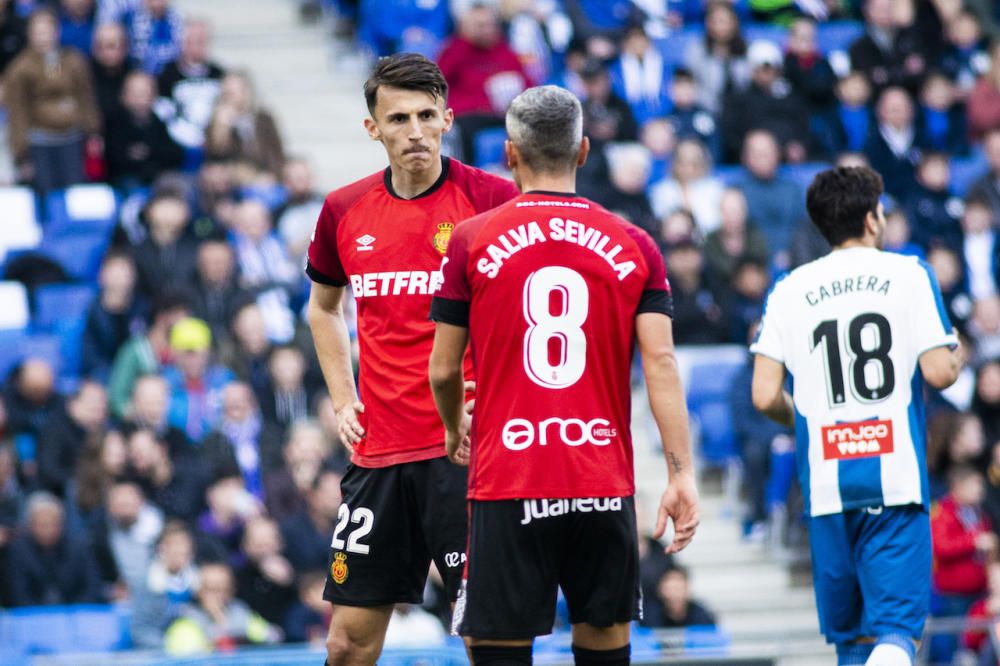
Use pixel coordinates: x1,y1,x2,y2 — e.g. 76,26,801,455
0,0,998,658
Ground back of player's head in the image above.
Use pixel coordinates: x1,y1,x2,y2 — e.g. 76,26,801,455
363,53,448,116
806,166,884,247
506,85,583,174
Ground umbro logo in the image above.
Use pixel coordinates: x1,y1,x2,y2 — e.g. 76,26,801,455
356,234,375,251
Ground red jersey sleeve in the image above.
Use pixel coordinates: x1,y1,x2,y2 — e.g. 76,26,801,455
306,194,349,287
429,219,474,327
624,224,673,317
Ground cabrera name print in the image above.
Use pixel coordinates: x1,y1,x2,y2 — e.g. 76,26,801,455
476,217,638,280
520,497,624,525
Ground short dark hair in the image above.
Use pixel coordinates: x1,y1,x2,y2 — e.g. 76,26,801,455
806,167,883,246
363,53,448,116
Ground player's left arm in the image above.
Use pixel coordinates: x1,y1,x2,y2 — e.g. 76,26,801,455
919,337,964,390
429,322,471,465
751,354,795,429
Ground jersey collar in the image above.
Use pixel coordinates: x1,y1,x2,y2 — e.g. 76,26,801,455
523,190,578,197
383,157,451,200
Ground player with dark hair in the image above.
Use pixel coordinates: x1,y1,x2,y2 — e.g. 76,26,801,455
305,52,518,665
428,85,699,665
751,166,964,666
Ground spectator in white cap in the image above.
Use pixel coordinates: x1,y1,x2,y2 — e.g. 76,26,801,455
721,39,814,163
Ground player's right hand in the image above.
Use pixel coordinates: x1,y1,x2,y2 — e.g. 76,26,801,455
656,474,700,554
337,401,366,451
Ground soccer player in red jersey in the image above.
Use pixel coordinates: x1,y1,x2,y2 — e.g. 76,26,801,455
429,85,700,665
305,53,518,665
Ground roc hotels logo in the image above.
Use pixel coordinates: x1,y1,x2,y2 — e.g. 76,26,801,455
434,222,454,255
821,418,894,460
331,552,348,584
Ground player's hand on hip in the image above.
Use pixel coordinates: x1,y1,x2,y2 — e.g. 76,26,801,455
336,401,366,451
445,410,472,467
656,474,700,554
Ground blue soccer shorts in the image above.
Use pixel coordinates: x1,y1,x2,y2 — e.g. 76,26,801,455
809,503,930,645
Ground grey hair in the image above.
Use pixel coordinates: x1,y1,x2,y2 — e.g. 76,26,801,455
25,491,64,521
505,85,583,174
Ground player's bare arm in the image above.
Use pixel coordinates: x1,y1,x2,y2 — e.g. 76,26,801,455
918,334,964,390
428,322,471,466
636,311,699,554
751,354,795,429
307,282,365,449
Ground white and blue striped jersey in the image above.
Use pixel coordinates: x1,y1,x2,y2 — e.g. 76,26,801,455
751,247,957,517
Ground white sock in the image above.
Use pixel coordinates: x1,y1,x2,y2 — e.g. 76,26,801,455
864,643,913,666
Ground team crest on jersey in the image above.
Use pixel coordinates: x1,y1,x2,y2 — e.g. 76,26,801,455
331,552,348,584
433,223,454,255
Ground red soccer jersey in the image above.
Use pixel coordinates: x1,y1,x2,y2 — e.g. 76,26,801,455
431,191,672,500
307,158,518,468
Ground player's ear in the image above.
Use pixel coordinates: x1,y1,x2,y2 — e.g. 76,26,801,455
504,140,517,170
442,107,454,133
363,116,381,142
577,136,590,167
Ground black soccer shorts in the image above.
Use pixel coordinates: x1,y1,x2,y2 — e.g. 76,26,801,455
454,496,641,639
322,456,468,606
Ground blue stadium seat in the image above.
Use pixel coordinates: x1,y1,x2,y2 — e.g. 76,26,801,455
42,227,110,282
0,329,27,380
687,358,745,465
782,162,830,193
744,23,787,46
654,25,703,72
69,605,130,651
950,155,988,196
473,127,508,168
55,317,86,379
45,184,118,233
33,284,96,332
4,606,75,654
713,164,744,187
816,20,865,54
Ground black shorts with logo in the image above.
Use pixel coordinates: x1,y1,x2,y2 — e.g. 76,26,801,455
454,496,640,639
322,456,468,606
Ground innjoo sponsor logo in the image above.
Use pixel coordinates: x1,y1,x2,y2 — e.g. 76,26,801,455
821,418,894,460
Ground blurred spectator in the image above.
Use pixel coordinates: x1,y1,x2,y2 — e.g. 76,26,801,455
645,566,716,628
205,71,285,176
720,258,769,344
231,199,298,302
905,152,963,252
200,382,283,499
163,316,235,443
106,70,184,187
969,296,1000,364
82,252,145,381
5,358,62,447
0,441,21,541
278,467,340,571
67,429,127,531
939,10,990,97
259,345,313,432
90,22,134,121
437,4,530,165
314,394,350,472
598,142,657,236
37,380,107,497
58,0,94,55
91,479,164,597
6,491,101,605
196,471,260,565
131,521,200,648
703,187,769,288
188,239,255,346
639,117,675,185
235,516,296,625
282,570,330,645
967,41,1000,141
274,158,324,266
123,0,183,75
579,57,638,144
355,0,449,58
126,427,204,522
5,8,100,197
222,303,273,400
848,0,928,95
984,440,1000,535
562,0,644,50
194,160,238,227
918,71,968,156
962,561,1000,657
967,128,1000,217
722,39,812,164
0,0,26,81
883,206,923,258
815,71,873,158
651,138,722,235
663,67,719,162
107,294,188,419
736,129,804,270
658,207,698,249
958,195,998,302
927,245,972,337
664,239,728,345
157,18,225,150
682,1,749,115
928,412,988,501
931,466,995,626
783,17,836,116
864,86,926,201
609,24,669,125
131,193,199,300
163,560,281,655
500,0,571,86
264,419,338,518
972,359,1000,445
